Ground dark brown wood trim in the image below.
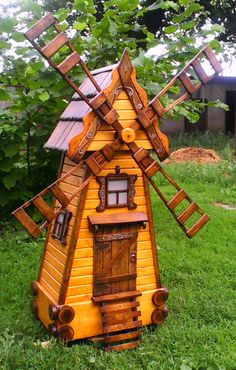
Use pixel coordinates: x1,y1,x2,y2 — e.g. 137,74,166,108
96,171,137,212
37,153,65,284
94,273,137,285
143,175,161,288
88,212,148,228
58,165,89,305
92,290,142,303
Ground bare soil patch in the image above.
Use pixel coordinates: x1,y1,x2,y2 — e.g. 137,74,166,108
164,147,221,164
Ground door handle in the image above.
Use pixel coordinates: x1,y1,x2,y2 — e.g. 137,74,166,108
130,252,136,263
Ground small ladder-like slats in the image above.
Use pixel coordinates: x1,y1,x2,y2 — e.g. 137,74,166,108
100,300,139,313
32,195,55,222
85,155,103,176
167,189,186,211
191,59,210,84
57,51,81,75
93,291,142,351
186,214,209,238
149,45,222,118
105,340,141,352
144,161,161,178
177,202,198,224
102,310,141,325
41,32,68,58
24,12,102,108
103,320,142,334
50,184,70,208
24,13,55,41
179,71,200,94
132,146,209,238
12,161,91,238
13,208,40,238
204,46,223,74
104,329,141,344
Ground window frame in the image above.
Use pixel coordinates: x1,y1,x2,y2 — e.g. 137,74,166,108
96,172,137,212
52,208,72,246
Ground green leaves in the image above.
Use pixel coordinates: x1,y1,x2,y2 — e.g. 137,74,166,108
164,25,178,34
0,89,10,101
0,17,16,33
39,91,50,102
207,100,229,111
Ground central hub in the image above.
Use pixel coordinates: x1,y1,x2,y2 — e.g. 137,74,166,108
120,128,136,143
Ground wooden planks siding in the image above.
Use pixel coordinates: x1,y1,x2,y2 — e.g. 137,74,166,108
87,90,152,151
39,156,86,302
65,152,159,305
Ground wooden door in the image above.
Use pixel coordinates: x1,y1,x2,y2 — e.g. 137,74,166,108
93,226,138,297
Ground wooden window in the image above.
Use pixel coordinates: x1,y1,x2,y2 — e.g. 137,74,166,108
107,178,128,206
97,167,137,212
52,208,72,245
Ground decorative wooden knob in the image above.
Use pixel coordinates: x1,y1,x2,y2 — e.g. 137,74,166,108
58,306,75,324
120,128,135,143
57,326,74,341
48,304,58,320
49,304,75,323
151,305,168,325
48,322,58,337
152,287,169,306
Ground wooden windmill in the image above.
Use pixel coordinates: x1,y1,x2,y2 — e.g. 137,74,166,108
13,13,222,351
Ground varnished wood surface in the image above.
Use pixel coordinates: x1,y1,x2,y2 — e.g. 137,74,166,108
88,212,148,226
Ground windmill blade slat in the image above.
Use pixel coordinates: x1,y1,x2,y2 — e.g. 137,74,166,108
127,144,209,238
12,160,90,237
57,51,81,75
204,46,223,73
13,208,41,239
178,71,200,94
191,60,210,84
149,45,222,118
41,32,69,58
25,13,55,41
166,189,186,210
13,137,124,237
24,13,101,104
32,195,55,222
177,202,198,224
186,214,209,238
50,184,70,207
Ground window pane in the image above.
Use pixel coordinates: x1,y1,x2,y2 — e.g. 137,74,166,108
118,192,128,204
108,179,128,191
57,212,64,224
108,192,117,205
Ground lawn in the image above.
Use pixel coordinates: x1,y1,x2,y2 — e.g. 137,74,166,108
0,133,235,370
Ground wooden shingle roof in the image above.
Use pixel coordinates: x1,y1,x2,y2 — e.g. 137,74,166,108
44,64,117,151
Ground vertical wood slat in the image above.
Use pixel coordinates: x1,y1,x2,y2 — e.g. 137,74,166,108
32,195,55,222
178,71,198,94
204,46,223,74
41,32,68,58
50,184,69,207
24,13,55,41
191,60,210,84
12,208,40,238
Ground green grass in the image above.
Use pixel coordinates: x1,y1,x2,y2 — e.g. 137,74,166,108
0,133,236,369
